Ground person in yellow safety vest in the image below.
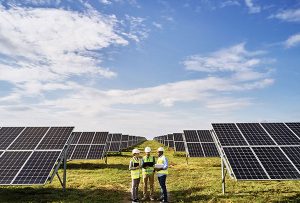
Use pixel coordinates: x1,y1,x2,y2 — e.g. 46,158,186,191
141,147,155,201
129,148,142,203
154,147,168,203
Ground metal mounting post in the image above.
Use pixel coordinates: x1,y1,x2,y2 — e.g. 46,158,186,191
221,158,226,194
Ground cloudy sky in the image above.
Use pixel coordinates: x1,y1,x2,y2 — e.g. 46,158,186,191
0,0,299,138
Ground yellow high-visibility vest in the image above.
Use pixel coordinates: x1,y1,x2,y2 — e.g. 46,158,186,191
130,157,142,179
157,155,168,175
142,156,155,175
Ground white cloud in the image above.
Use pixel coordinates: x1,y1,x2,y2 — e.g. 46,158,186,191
271,9,300,23
0,5,128,86
99,0,112,5
220,0,240,8
182,43,269,74
121,15,149,43
152,22,163,29
244,0,261,14
285,33,300,48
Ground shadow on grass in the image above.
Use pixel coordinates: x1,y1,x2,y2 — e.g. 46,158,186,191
67,163,129,170
272,193,300,203
0,187,129,203
169,186,212,202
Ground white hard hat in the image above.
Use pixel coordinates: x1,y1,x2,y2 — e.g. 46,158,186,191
132,148,140,154
157,147,164,152
145,147,151,153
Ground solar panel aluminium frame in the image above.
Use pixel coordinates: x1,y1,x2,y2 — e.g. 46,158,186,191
0,126,74,190
211,123,300,194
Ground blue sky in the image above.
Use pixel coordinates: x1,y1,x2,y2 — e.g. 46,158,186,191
0,0,299,138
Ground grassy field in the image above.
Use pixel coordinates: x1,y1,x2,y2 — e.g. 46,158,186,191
1,140,300,202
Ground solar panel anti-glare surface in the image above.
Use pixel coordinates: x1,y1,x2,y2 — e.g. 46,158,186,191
223,147,269,180
187,143,203,157
202,143,219,157
184,130,199,142
13,151,61,185
197,130,214,142
212,123,247,146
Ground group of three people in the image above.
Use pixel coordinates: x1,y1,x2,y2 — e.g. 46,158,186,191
129,146,168,203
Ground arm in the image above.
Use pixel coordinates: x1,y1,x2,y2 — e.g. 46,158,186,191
162,157,168,170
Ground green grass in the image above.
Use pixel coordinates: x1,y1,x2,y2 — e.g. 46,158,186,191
1,140,300,202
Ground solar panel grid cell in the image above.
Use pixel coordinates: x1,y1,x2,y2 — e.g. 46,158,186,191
261,123,300,145
197,130,214,142
187,143,203,157
236,123,275,145
0,151,32,184
253,147,300,179
212,123,247,146
0,127,25,150
202,143,219,157
223,147,269,180
87,145,105,159
71,145,90,159
37,127,73,150
13,151,61,185
174,142,185,151
78,132,95,144
184,130,199,142
285,123,300,137
92,132,108,144
173,133,183,141
8,127,49,150
282,146,300,171
70,132,82,144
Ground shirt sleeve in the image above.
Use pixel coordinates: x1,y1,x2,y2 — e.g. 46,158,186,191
162,157,168,170
129,160,134,170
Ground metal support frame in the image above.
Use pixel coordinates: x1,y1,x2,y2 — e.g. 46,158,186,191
221,158,227,194
53,148,67,191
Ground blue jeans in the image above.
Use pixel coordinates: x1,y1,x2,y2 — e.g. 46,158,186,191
158,175,167,202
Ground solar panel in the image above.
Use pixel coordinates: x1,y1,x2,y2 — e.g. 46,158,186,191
261,123,300,145
212,123,247,146
173,133,184,141
202,143,219,157
0,151,32,184
0,126,74,186
197,130,214,142
122,134,129,141
92,132,108,144
67,145,76,159
70,132,82,144
282,146,300,171
236,123,275,145
77,132,95,144
121,141,128,149
87,145,106,159
252,147,300,179
168,141,174,148
0,127,24,150
37,127,74,150
285,123,300,137
8,127,49,150
223,147,269,180
174,142,185,152
167,134,173,141
109,142,121,152
112,134,122,142
184,130,199,142
71,145,90,159
13,151,61,185
187,143,203,157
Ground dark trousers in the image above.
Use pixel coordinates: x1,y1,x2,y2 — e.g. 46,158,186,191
158,175,167,202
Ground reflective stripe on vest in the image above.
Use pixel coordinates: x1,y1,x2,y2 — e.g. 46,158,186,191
157,155,168,175
131,157,142,179
142,156,154,175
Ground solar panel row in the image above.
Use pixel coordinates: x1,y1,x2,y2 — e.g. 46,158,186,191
0,127,74,185
212,122,300,180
